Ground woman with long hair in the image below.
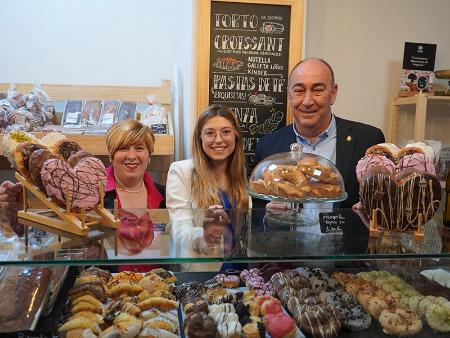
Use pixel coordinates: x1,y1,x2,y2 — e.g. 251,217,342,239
166,104,250,271
167,103,249,210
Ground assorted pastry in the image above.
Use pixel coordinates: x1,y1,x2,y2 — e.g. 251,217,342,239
57,266,179,338
2,130,107,211
0,264,446,337
250,156,344,200
0,85,53,132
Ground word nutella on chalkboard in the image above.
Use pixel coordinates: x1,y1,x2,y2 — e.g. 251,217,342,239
319,212,346,233
209,2,291,169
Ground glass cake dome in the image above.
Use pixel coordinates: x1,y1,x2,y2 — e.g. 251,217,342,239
249,143,347,203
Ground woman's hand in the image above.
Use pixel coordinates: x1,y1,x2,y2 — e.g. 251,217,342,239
203,205,230,247
0,181,23,210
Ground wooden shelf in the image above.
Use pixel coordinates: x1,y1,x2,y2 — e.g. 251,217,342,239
388,93,450,143
0,132,173,156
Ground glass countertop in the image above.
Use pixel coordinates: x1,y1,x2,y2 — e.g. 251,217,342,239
0,207,449,266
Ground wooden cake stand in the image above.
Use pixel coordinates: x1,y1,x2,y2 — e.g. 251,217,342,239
369,208,424,242
15,172,121,254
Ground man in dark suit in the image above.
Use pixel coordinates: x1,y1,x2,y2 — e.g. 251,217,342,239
253,58,385,208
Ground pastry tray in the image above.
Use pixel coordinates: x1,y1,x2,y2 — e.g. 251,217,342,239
174,270,449,338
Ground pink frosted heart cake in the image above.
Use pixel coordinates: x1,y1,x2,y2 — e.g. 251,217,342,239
41,157,107,211
118,210,154,254
356,142,436,182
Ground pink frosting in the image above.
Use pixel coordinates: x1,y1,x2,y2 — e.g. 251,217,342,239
246,276,265,289
357,151,436,182
265,313,295,338
41,157,107,210
356,154,396,182
240,268,261,282
398,152,436,175
255,282,276,296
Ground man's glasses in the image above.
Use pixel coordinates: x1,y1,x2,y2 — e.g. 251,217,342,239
201,128,235,141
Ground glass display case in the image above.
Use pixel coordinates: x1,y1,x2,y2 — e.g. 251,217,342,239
1,207,450,337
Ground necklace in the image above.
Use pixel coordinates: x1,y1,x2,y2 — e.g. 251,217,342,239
115,178,145,193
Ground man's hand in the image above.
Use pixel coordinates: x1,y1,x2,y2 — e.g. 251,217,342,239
0,181,23,210
352,201,369,228
266,201,291,215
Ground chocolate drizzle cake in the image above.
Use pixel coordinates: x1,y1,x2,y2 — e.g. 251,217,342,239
360,167,441,232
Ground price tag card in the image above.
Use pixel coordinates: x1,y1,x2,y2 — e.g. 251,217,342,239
65,112,81,124
100,113,114,126
151,123,167,134
319,212,346,234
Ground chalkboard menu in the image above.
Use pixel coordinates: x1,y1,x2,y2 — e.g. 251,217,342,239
209,1,291,166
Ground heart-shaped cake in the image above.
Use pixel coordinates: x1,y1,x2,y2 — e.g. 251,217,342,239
118,210,154,254
356,142,436,182
41,157,107,211
360,167,441,232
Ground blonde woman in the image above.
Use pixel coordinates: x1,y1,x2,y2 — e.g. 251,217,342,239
104,119,164,209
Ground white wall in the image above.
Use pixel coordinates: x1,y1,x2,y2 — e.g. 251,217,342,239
1,0,194,157
305,0,450,142
2,0,450,159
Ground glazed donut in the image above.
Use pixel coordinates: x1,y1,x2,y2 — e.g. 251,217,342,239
379,307,422,336
50,139,82,160
15,142,47,179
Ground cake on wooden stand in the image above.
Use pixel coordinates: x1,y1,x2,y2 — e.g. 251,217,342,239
357,142,441,242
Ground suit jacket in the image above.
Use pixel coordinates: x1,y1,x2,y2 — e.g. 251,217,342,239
253,116,385,208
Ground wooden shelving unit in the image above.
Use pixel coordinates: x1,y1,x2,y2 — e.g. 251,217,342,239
0,81,174,182
388,92,450,143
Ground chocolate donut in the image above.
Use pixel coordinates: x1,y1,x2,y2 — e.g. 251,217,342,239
29,149,59,191
297,304,342,338
50,139,82,160
15,142,47,179
67,150,94,167
185,312,219,338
